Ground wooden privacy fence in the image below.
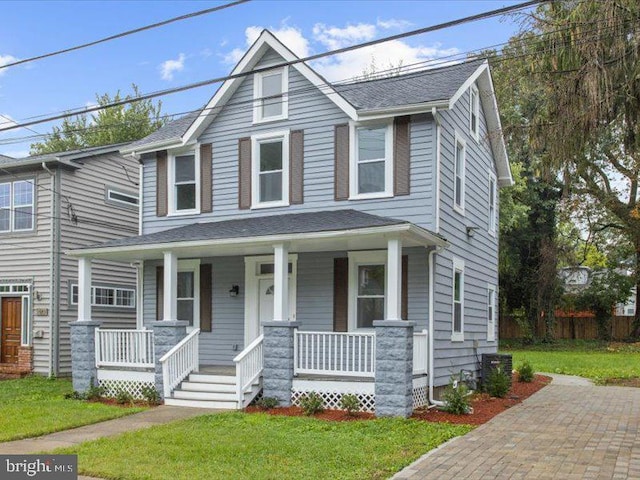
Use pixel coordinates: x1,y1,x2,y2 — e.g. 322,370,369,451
500,315,635,340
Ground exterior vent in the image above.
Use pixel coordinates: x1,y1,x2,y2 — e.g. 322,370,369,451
481,353,513,389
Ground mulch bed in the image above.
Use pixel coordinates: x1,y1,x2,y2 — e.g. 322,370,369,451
245,405,375,421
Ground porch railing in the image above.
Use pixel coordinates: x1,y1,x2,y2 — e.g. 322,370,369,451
413,330,428,375
294,330,376,377
159,329,200,399
233,334,264,407
95,328,154,369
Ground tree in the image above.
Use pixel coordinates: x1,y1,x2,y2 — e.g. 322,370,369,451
30,84,166,155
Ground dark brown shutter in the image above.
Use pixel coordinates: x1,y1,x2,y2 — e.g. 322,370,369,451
334,124,350,201
156,150,168,216
394,116,411,196
333,257,349,332
401,255,408,320
156,266,164,321
200,264,212,332
200,143,213,213
238,137,252,209
290,129,304,205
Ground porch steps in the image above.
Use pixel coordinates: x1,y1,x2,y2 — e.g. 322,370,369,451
164,372,261,410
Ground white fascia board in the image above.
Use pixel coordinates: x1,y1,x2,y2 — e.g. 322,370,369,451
119,138,184,156
356,101,449,121
448,62,488,109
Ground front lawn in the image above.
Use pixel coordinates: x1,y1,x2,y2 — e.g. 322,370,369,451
58,412,472,480
0,376,146,442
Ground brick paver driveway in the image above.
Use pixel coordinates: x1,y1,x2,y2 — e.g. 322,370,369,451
394,378,640,479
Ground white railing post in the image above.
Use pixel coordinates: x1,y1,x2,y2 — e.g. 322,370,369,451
159,329,200,399
412,330,428,375
233,334,264,408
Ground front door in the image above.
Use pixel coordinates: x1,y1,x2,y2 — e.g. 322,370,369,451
1,297,22,364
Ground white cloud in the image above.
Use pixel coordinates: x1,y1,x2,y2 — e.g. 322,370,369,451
376,18,413,30
0,114,18,129
223,25,309,65
159,53,186,81
0,54,18,76
313,23,377,50
0,149,28,158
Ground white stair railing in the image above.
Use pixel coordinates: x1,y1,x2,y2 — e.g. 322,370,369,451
159,329,200,399
413,330,428,375
294,330,376,377
233,334,264,407
95,329,154,368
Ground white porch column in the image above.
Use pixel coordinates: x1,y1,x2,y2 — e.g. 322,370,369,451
386,237,403,321
273,242,289,321
77,257,93,322
135,262,144,329
163,251,178,321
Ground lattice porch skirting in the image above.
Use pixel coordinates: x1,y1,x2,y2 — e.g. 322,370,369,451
96,369,156,400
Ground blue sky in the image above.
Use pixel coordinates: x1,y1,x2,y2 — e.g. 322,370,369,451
0,0,527,157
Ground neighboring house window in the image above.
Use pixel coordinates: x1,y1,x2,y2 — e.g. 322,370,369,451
106,187,139,209
177,260,200,330
0,179,34,233
348,251,386,329
251,131,290,208
349,122,394,199
168,149,200,215
454,133,466,214
488,173,497,234
71,284,136,308
470,85,479,140
487,285,496,342
452,257,464,341
253,67,288,123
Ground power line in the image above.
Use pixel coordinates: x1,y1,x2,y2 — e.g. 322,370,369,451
0,0,546,134
0,0,251,71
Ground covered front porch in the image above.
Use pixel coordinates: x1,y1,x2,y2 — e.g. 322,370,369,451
69,210,446,416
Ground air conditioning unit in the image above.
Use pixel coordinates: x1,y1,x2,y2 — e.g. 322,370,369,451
481,353,513,389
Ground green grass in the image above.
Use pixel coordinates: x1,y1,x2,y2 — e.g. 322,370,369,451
0,376,146,442
58,412,472,480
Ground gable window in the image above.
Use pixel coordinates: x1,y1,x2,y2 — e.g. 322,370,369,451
71,284,135,308
470,85,479,140
106,187,139,209
454,133,466,214
452,257,464,342
487,285,496,342
488,173,497,235
168,149,200,215
251,131,290,208
348,251,387,330
350,122,393,199
253,67,288,123
0,179,34,233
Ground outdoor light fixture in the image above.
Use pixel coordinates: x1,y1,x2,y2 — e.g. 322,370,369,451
466,226,478,238
229,285,239,297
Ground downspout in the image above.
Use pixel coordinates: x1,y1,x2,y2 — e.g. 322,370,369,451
432,107,442,234
428,245,445,406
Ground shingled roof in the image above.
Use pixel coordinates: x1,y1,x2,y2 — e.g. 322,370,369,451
126,110,200,151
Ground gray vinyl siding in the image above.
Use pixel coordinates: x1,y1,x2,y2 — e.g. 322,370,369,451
141,48,435,235
432,85,499,387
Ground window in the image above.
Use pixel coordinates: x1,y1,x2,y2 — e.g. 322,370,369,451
487,285,496,342
350,123,393,198
106,187,139,209
253,67,288,123
168,149,200,215
70,284,135,308
251,131,290,208
452,258,464,341
0,179,34,232
349,251,387,329
177,260,200,330
454,133,466,213
488,173,497,234
470,85,479,140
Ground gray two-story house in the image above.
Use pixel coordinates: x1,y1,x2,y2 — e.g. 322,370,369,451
69,30,511,417
0,144,139,377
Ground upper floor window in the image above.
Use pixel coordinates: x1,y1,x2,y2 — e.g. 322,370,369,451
0,179,34,233
350,122,393,199
251,131,290,208
253,67,288,123
488,173,497,235
454,133,466,214
168,149,200,215
470,85,479,140
452,257,464,342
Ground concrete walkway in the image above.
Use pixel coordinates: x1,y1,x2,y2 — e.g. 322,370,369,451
393,374,640,479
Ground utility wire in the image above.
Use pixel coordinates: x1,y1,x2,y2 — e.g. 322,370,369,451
0,0,251,71
0,0,546,133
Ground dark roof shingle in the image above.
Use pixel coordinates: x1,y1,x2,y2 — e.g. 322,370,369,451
126,110,201,150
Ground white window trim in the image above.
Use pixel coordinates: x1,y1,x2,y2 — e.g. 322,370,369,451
253,66,289,124
348,250,387,331
178,259,201,332
106,187,139,209
487,283,497,342
70,284,136,309
453,131,466,215
167,146,200,216
0,179,35,233
488,171,497,236
349,121,394,200
470,85,480,141
251,130,290,209
0,283,32,346
451,257,464,342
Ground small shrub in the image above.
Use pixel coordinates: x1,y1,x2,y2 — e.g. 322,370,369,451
64,391,85,400
299,392,324,416
85,378,106,401
256,396,279,410
516,360,535,383
440,379,471,415
115,389,134,405
485,366,510,398
340,394,360,416
140,385,162,405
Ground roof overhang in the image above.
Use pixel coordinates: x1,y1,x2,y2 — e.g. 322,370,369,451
67,223,448,263
0,157,80,173
356,100,449,121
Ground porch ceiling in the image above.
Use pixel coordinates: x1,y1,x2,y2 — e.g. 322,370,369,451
67,209,448,262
